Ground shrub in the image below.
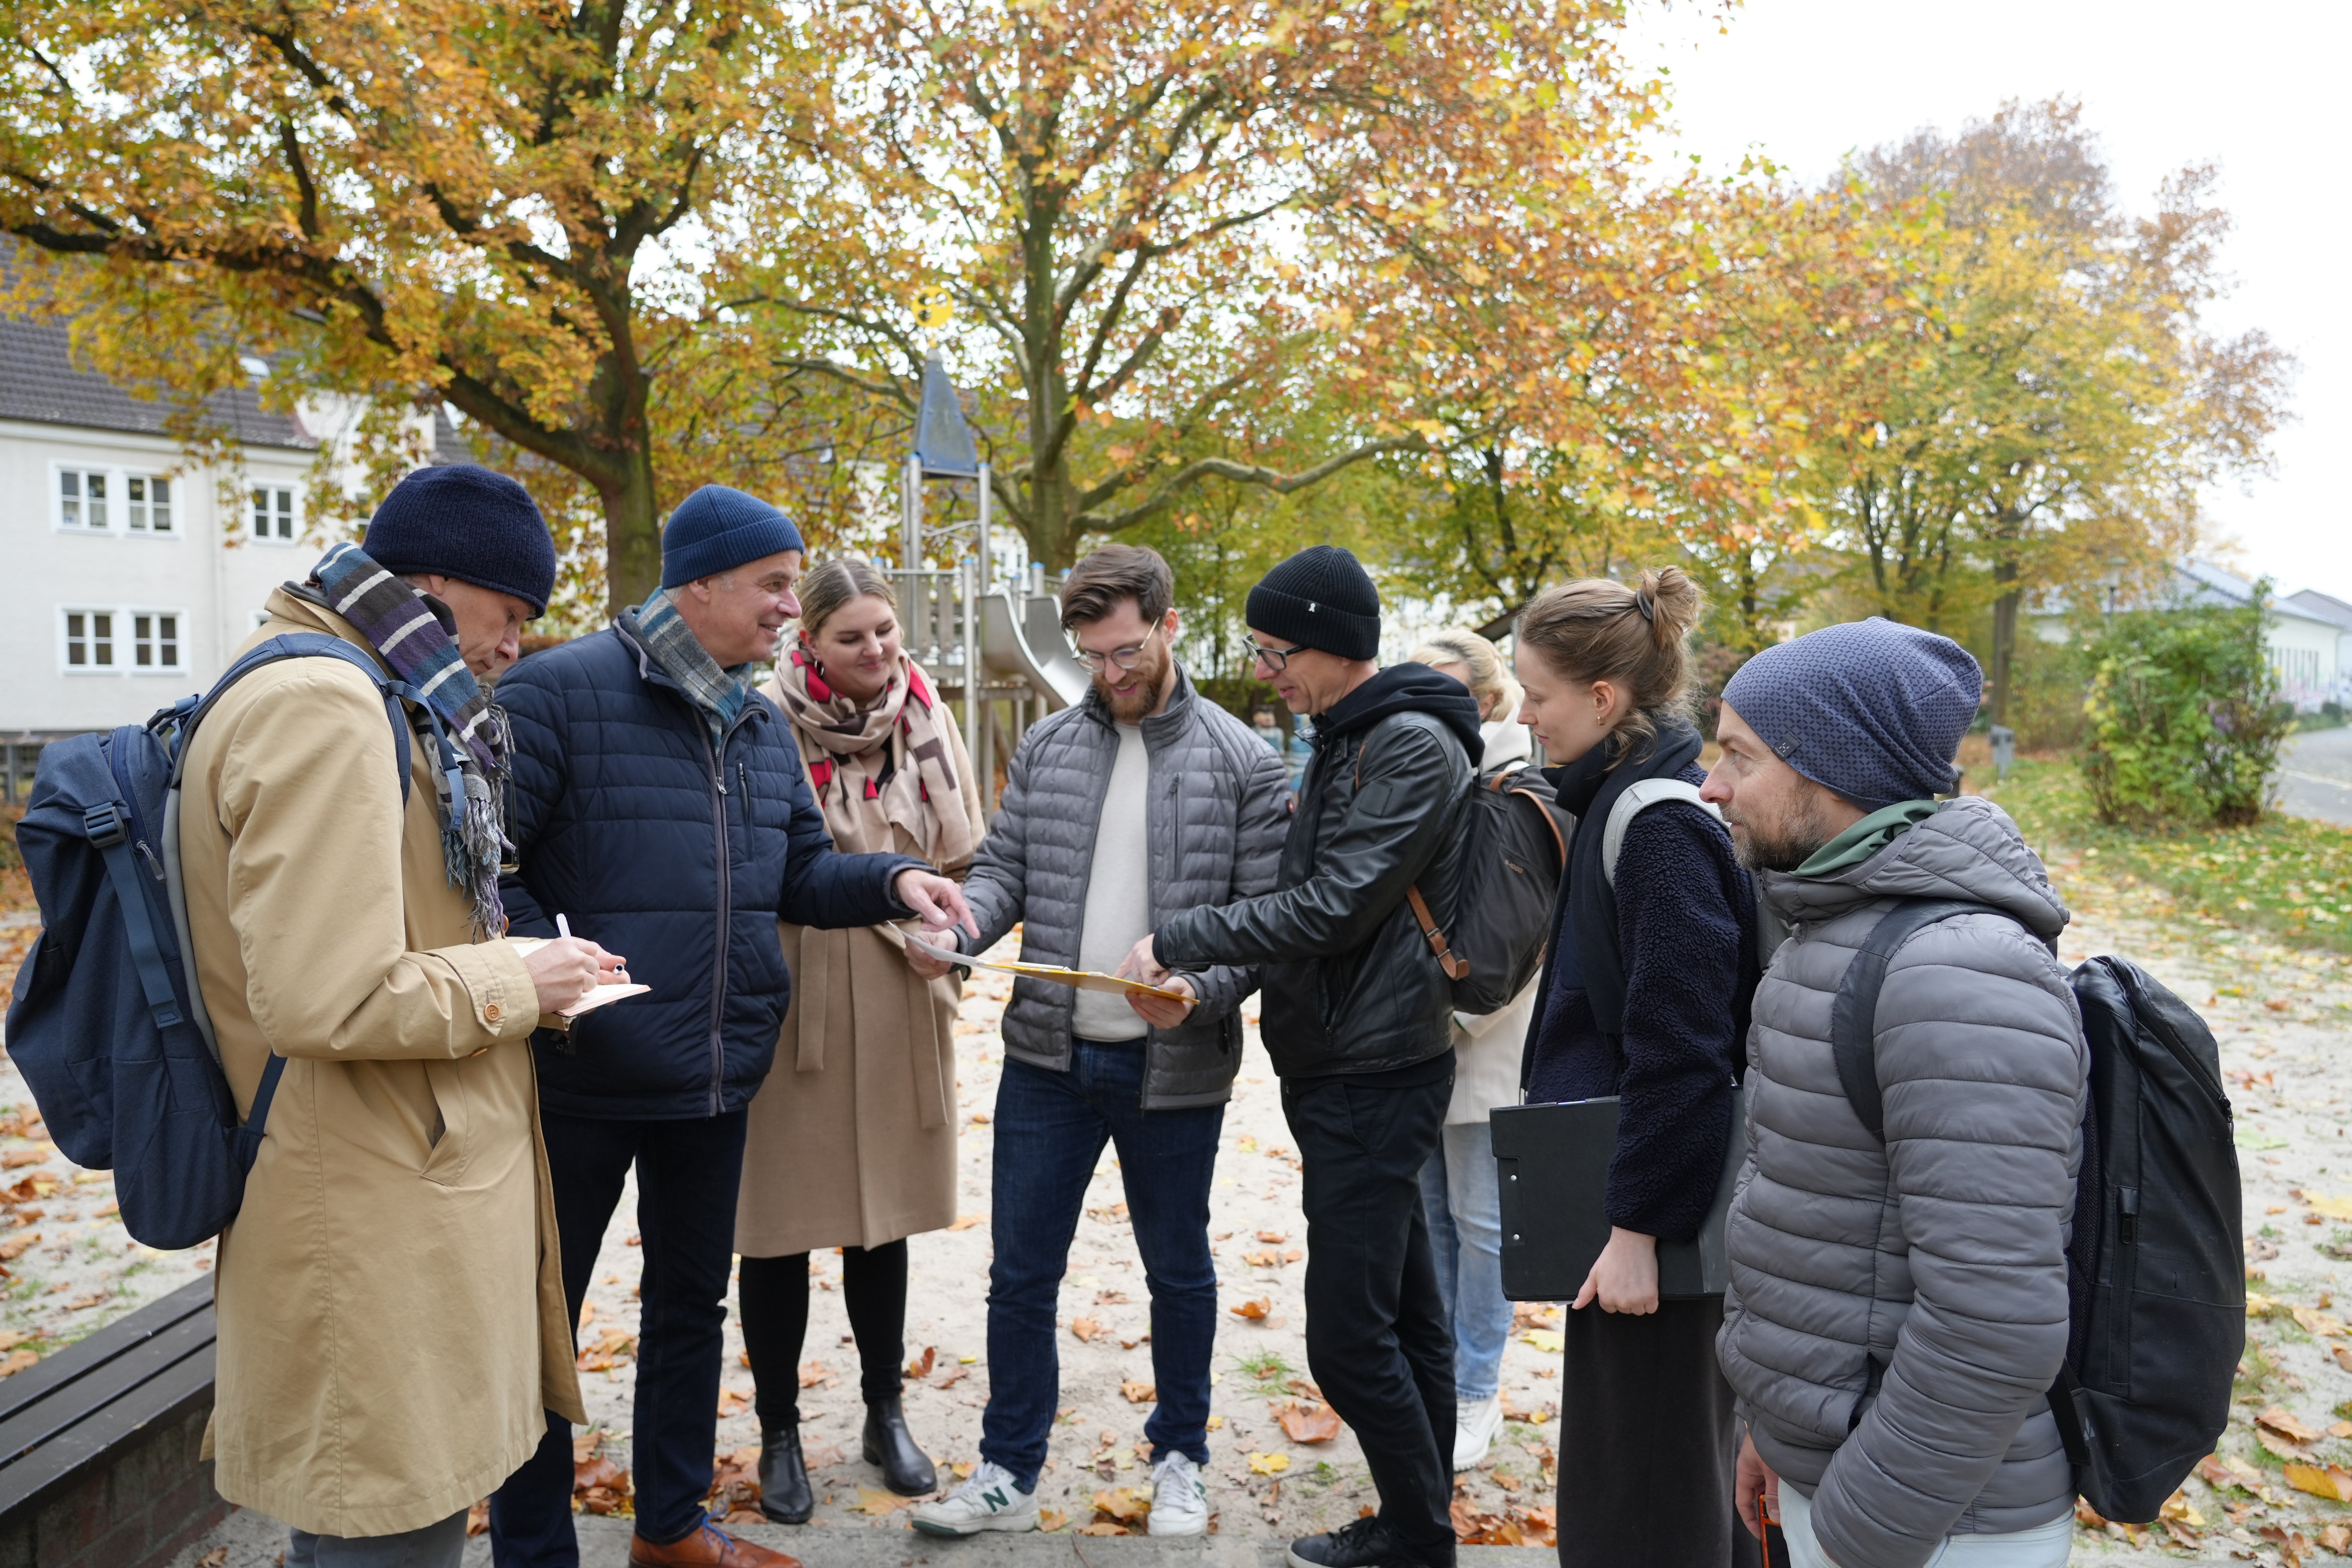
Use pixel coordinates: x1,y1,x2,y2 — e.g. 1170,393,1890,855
2078,594,2293,827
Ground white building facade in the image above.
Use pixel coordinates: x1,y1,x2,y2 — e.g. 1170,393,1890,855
1,315,464,795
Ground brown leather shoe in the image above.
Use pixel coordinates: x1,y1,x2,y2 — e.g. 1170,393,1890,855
628,1522,803,1568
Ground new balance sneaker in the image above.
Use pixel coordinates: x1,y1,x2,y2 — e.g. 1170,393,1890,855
1146,1450,1208,1536
1288,1516,1426,1568
1453,1393,1504,1471
909,1460,1039,1537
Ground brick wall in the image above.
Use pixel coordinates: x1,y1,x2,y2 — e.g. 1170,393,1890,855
0,1397,226,1568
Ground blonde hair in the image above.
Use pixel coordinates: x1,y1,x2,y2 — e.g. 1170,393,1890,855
1409,629,1520,722
797,557,896,638
1515,566,1705,759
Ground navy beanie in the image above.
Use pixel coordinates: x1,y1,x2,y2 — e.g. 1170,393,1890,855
1246,545,1381,661
660,485,805,588
362,464,557,618
1720,618,1983,810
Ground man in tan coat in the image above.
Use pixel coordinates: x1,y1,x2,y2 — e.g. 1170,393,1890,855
180,466,623,1568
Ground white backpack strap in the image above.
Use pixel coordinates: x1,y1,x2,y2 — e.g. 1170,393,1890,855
1602,778,1721,887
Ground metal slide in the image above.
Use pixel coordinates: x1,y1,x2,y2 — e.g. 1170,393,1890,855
978,583,1088,708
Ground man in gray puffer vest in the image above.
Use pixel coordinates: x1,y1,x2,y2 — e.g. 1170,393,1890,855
907,544,1291,1541
1701,619,2089,1568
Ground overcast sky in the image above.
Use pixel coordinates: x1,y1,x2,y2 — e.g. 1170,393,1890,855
1623,0,2349,598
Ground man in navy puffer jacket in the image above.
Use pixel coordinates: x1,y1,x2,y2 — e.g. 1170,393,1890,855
487,485,973,1568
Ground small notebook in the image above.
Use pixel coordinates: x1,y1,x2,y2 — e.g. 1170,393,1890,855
1488,1087,1747,1302
506,939,651,1019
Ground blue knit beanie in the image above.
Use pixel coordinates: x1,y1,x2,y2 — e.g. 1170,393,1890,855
362,464,556,617
1720,618,1982,810
660,485,805,588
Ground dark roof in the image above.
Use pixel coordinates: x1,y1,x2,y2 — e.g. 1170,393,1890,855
0,312,312,451
430,407,474,466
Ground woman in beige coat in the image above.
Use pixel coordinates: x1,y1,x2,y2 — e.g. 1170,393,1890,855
740,558,986,1520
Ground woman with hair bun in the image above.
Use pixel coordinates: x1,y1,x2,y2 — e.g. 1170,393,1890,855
1404,629,1538,1471
1513,568,1759,1566
736,558,987,1521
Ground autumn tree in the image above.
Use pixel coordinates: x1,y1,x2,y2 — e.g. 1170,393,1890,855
732,0,1716,572
0,0,812,612
1819,100,2292,721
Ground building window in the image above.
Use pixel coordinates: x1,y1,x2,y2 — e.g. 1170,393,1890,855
127,476,174,533
59,469,110,530
252,485,297,542
64,609,115,670
131,613,182,670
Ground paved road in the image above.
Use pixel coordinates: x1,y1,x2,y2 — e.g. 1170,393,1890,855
2278,725,2352,826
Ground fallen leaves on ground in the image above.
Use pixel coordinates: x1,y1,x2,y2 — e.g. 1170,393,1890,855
0,1233,38,1261
934,1365,971,1389
2294,1307,2350,1337
1091,1486,1151,1527
572,1431,632,1516
0,1349,38,1378
1451,1498,1556,1546
577,1329,637,1372
798,1360,831,1388
1242,1250,1282,1268
2285,1463,2352,1503
947,1214,986,1231
1247,1452,1290,1475
195,1549,228,1567
716,1388,749,1417
1120,1379,1157,1403
1037,1508,1068,1532
2260,1406,2329,1451
1095,1289,1130,1304
1519,1329,1564,1354
1230,1297,1271,1321
1071,1317,1102,1342
851,1486,914,1515
1274,1399,1343,1444
1256,1230,1287,1244
0,1148,50,1169
905,1345,936,1378
1087,1202,1130,1223
707,1446,762,1521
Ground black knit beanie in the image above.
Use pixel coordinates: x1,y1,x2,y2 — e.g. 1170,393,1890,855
362,464,557,617
1246,545,1380,660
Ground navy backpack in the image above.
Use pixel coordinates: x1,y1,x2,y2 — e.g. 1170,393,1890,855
5,633,460,1249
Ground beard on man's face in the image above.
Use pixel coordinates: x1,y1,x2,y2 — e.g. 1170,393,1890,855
1095,639,1173,723
1729,786,1842,874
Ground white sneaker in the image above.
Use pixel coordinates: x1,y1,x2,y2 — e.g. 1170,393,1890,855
909,1460,1039,1536
1453,1394,1503,1471
1147,1450,1209,1536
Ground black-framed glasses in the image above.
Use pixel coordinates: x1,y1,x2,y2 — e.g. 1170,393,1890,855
1236,636,1310,674
1071,621,1164,673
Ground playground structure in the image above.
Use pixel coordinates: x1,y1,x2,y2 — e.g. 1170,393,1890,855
886,355,1088,813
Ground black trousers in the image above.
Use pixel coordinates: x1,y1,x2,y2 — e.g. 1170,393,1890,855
489,1109,749,1565
1556,1295,1758,1568
737,1240,909,1428
1283,1071,1456,1562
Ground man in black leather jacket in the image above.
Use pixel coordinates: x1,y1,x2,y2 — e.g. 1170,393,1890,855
1128,546,1480,1568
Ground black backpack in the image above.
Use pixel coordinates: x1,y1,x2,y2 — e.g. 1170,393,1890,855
7,634,453,1249
1404,762,1572,1015
1830,899,2243,1525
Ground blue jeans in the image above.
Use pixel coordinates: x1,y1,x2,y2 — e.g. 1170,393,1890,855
980,1044,1224,1491
1417,1121,1513,1403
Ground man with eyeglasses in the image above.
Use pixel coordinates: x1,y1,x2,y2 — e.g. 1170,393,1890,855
1121,544,1483,1568
905,543,1290,1540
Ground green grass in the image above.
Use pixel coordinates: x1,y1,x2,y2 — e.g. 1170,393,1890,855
1230,1349,1295,1384
1981,760,2352,956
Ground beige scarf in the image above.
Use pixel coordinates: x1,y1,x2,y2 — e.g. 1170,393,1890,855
764,645,976,869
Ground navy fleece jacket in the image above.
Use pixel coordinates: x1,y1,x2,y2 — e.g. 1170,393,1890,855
1523,763,1755,1241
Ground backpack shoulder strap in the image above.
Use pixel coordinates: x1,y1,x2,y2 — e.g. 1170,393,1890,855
1828,898,2011,1141
1496,767,1570,874
1602,778,1720,887
169,633,416,804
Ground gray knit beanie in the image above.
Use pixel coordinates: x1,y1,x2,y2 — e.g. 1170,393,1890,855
1720,618,1982,810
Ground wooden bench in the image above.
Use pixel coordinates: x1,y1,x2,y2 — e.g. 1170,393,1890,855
0,1278,225,1568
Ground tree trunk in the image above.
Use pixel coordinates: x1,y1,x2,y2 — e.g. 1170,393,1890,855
601,443,663,618
1989,574,2021,727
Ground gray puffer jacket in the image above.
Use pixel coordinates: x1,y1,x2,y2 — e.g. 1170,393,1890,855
1717,796,2088,1568
958,667,1292,1108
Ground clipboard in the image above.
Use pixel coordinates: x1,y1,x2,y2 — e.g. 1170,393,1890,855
907,934,1193,1003
1489,1086,1747,1301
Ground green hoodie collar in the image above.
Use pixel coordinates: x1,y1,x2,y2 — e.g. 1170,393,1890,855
1794,799,1941,878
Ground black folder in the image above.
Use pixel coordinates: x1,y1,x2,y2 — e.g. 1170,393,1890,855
1489,1087,1746,1302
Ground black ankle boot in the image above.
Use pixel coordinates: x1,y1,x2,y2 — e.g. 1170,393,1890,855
757,1420,813,1524
863,1393,936,1496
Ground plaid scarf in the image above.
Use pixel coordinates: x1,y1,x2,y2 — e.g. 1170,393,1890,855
764,647,976,867
308,542,513,937
623,588,751,741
